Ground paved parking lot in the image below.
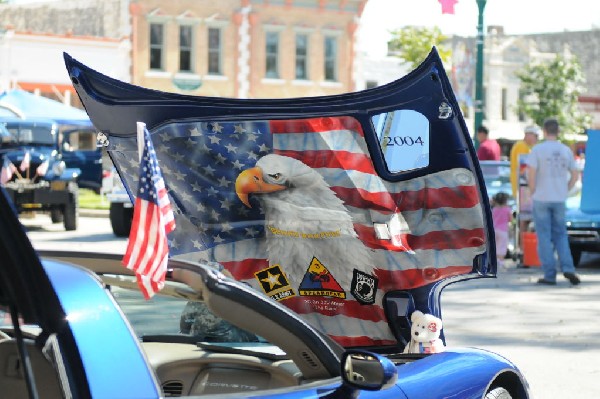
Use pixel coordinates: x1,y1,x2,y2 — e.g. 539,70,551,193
443,255,600,399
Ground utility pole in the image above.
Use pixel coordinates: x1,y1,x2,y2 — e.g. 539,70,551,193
474,0,487,148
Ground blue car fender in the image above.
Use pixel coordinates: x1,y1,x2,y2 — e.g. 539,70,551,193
395,348,528,399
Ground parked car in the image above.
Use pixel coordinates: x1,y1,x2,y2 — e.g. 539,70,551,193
565,194,600,266
0,117,80,230
0,49,531,398
480,160,516,258
479,160,514,207
101,167,133,236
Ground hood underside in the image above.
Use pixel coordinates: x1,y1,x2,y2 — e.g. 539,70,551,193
64,48,496,348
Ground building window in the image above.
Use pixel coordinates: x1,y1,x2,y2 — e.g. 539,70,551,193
324,36,338,81
208,27,222,75
179,25,193,72
295,34,308,80
265,31,280,79
149,23,164,70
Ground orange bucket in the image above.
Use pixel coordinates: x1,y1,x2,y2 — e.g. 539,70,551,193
521,232,541,267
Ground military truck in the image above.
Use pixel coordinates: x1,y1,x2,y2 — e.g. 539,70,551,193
0,117,100,231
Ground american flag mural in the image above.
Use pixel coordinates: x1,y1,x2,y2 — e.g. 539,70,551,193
109,116,485,346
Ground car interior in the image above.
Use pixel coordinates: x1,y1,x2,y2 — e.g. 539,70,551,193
0,250,431,397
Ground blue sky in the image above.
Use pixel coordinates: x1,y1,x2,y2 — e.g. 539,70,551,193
360,0,600,57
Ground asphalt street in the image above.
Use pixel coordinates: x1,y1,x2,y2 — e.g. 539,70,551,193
24,212,600,399
443,256,600,399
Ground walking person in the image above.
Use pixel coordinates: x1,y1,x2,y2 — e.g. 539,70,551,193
526,118,581,285
491,192,512,268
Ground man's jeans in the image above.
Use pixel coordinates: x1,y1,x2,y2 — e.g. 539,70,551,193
532,200,576,281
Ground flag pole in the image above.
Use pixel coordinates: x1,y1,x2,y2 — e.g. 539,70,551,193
474,0,487,148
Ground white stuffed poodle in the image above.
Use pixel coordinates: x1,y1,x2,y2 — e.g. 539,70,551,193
402,310,445,354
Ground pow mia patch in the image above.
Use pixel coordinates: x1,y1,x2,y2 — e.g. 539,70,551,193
254,265,295,301
350,269,378,305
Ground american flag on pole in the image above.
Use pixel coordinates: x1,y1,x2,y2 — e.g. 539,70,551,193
36,159,49,176
109,117,484,345
122,123,176,299
19,151,30,172
1,159,17,185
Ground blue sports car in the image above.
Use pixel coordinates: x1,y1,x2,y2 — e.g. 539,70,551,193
0,48,529,399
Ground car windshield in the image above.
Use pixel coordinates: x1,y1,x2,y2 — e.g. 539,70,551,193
108,279,265,344
1,122,55,146
480,161,511,199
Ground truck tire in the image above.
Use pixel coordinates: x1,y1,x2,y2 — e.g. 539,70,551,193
50,208,64,223
63,183,79,231
110,202,133,237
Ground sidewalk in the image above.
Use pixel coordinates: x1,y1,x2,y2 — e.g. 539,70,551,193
443,257,600,398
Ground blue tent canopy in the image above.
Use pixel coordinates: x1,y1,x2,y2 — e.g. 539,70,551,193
0,89,92,126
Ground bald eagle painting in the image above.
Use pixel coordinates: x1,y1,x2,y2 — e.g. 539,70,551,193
235,154,377,300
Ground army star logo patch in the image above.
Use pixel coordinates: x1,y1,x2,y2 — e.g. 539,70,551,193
254,265,295,301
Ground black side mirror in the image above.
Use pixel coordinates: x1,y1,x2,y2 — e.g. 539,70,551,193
341,349,397,391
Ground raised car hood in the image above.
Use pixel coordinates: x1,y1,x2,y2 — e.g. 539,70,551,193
64,49,496,348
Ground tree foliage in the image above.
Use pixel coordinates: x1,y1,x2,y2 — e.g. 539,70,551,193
516,54,592,136
388,26,451,69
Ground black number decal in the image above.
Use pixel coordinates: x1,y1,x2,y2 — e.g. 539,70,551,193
381,136,425,147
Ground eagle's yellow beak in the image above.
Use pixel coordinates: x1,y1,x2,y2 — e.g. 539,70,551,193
235,167,286,208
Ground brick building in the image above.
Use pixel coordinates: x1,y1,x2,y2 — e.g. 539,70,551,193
1,0,367,101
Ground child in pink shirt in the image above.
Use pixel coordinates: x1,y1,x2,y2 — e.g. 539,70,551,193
491,192,512,266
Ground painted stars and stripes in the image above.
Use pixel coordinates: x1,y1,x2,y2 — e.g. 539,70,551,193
122,125,176,299
108,117,485,346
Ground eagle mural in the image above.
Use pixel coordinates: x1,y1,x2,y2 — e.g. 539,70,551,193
235,154,376,298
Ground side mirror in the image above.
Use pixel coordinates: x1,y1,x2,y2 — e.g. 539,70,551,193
341,349,397,391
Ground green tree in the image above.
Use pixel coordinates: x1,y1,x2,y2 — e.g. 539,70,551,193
516,54,591,136
388,26,451,69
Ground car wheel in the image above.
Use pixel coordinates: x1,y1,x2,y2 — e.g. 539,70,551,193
570,248,582,267
50,208,63,223
484,387,512,399
110,203,133,237
63,183,79,231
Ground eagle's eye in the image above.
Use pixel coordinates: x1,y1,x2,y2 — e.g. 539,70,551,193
268,173,282,181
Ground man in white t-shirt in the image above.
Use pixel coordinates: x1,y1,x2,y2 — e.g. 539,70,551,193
526,118,580,285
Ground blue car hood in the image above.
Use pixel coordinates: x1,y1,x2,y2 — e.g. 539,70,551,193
566,196,600,224
64,49,496,349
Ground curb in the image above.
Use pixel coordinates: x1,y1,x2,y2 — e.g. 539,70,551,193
80,209,109,218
